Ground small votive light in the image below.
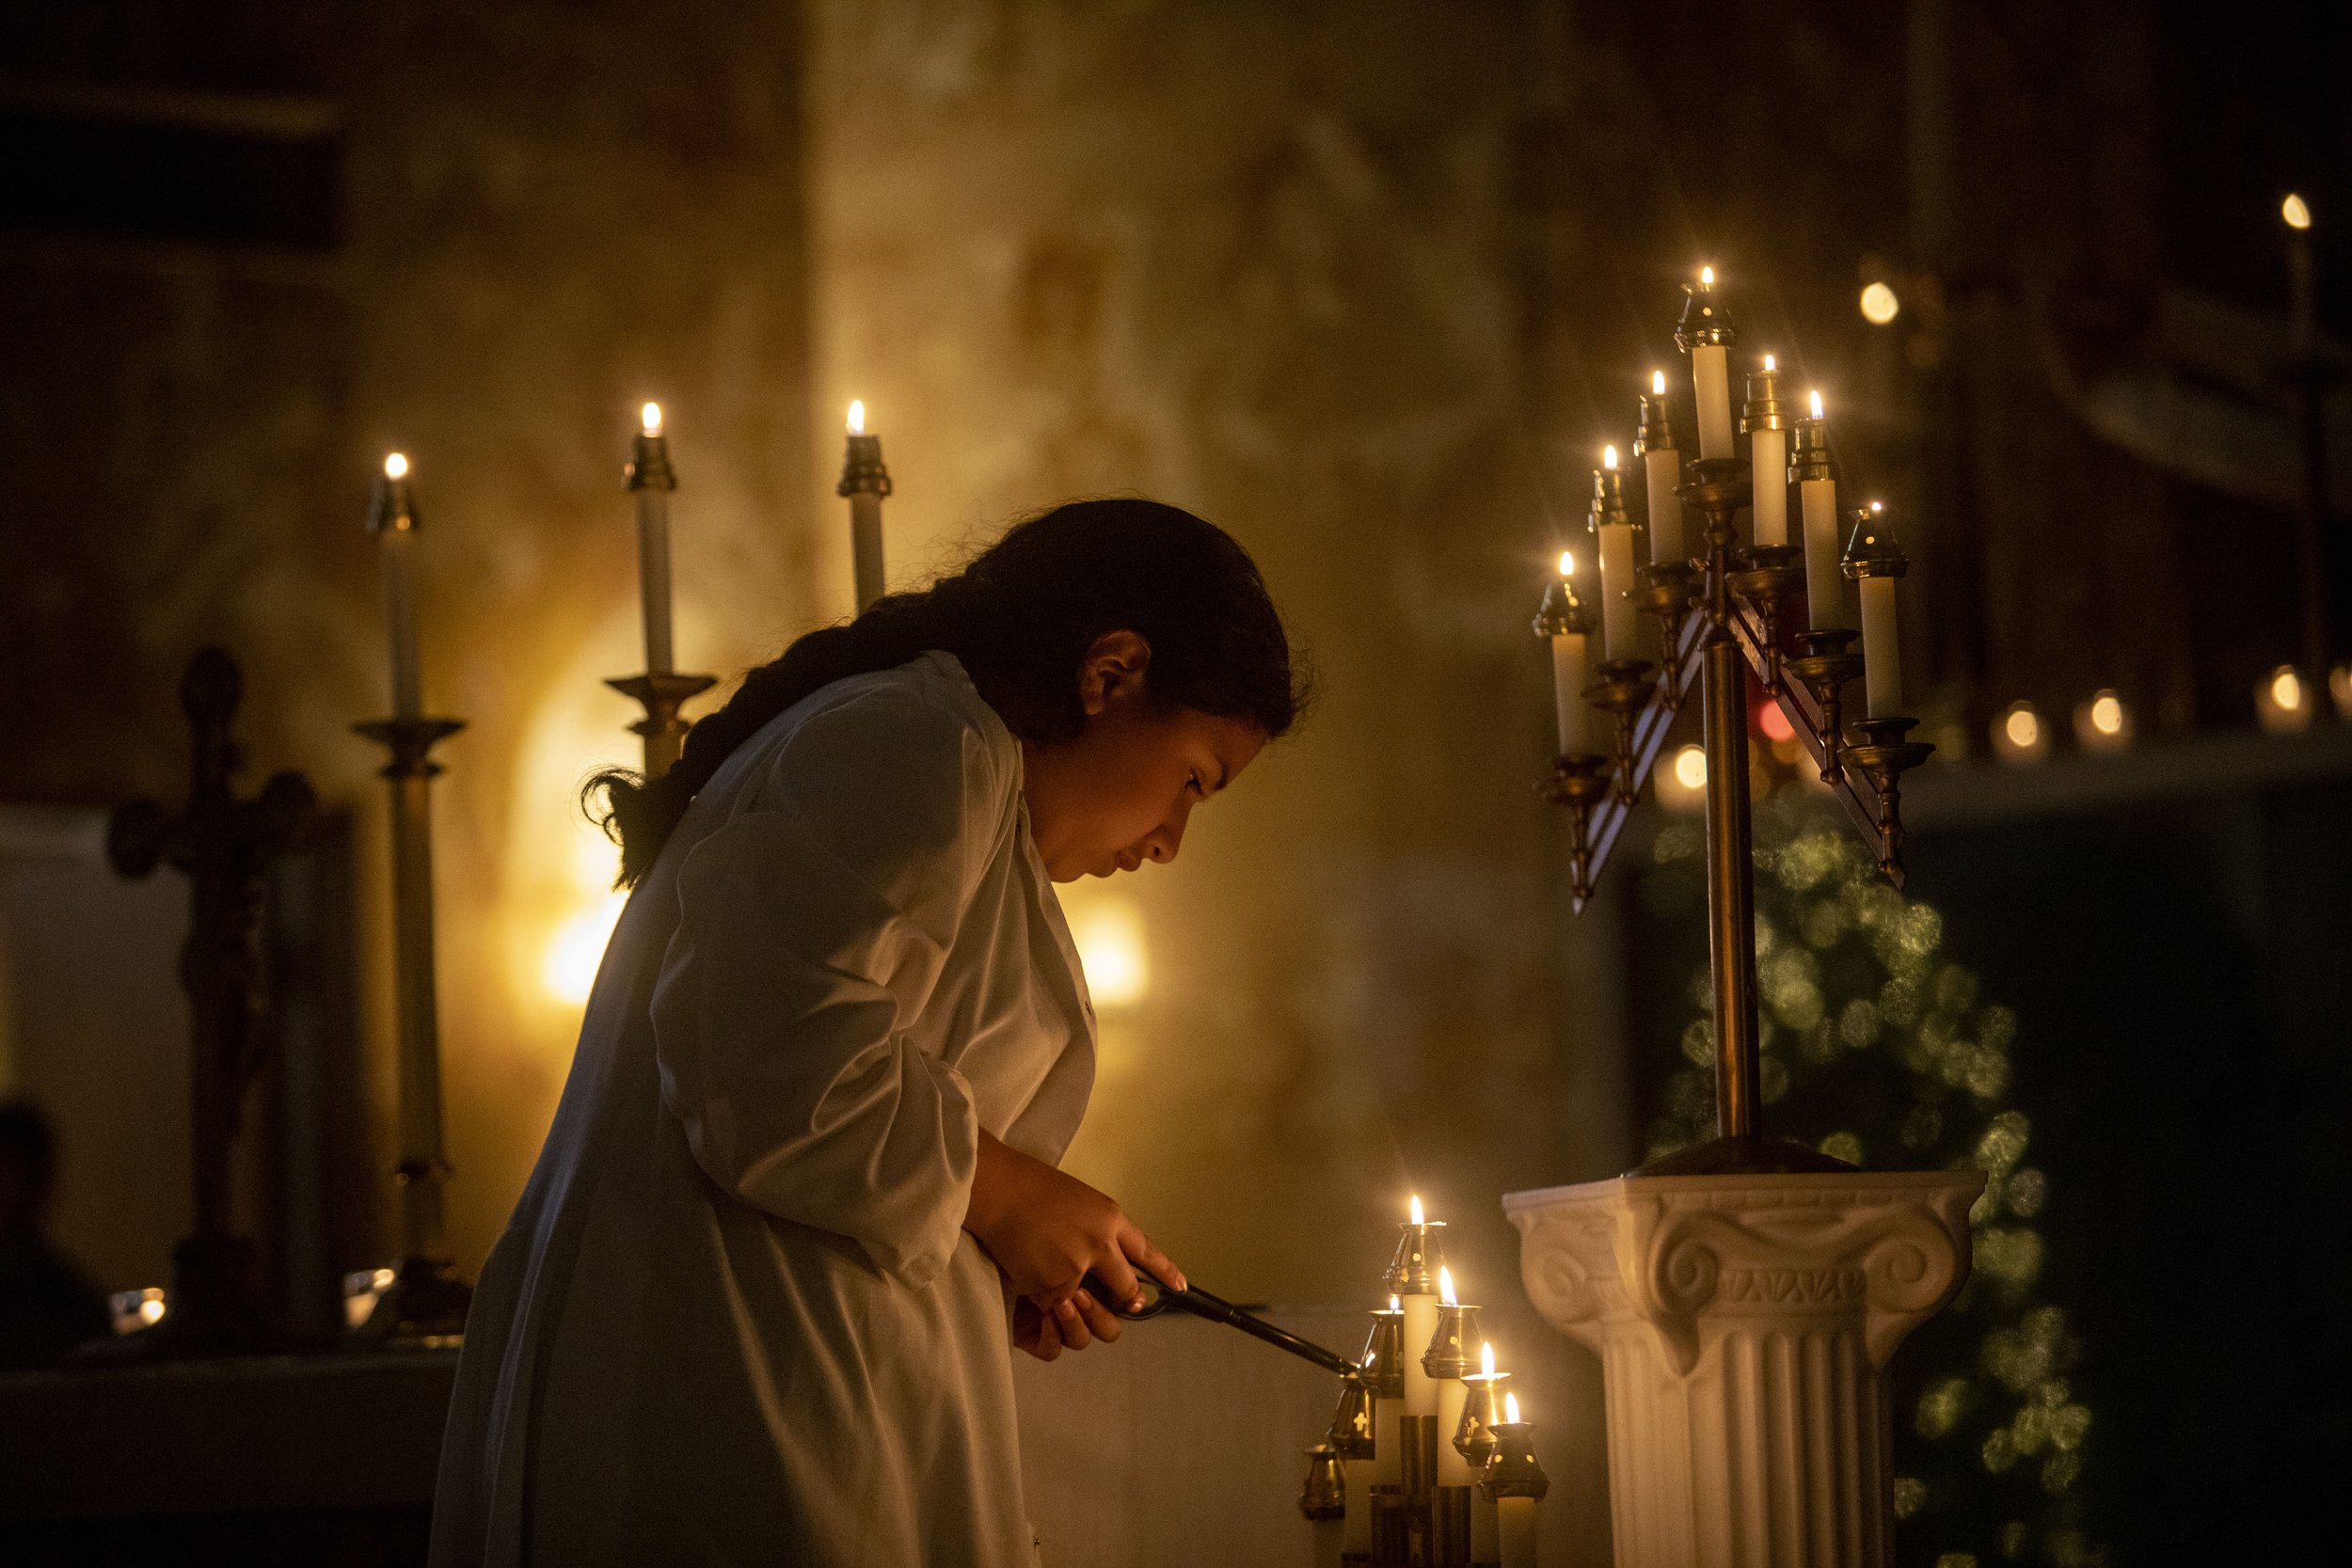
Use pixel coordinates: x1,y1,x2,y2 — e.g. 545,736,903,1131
383,451,408,480
1860,281,1900,325
1556,549,1575,578
641,402,662,436
2073,690,2132,753
1651,369,1666,396
1602,444,1618,470
847,399,866,435
1700,265,1715,287
1992,701,2049,766
109,1286,168,1335
2257,664,2312,735
1809,388,1825,420
1657,742,1708,811
2283,193,2312,231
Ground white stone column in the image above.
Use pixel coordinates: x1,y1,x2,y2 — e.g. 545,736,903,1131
1504,1170,1981,1568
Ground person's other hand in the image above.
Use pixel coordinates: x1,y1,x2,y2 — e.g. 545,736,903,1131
1010,1288,1126,1360
966,1131,1184,1313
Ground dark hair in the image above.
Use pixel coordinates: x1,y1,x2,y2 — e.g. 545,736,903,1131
588,498,1305,887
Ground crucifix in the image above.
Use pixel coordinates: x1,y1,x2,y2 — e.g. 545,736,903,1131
104,645,314,1357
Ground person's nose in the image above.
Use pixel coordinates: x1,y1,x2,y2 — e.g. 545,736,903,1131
1143,797,1194,863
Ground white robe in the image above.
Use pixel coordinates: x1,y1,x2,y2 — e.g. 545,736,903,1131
432,652,1096,1568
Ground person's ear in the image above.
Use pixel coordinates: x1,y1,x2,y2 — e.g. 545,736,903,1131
1076,629,1153,718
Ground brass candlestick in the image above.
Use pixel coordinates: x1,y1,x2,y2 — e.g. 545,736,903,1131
607,670,719,780
1454,1371,1510,1471
1480,1422,1549,1502
351,713,472,1341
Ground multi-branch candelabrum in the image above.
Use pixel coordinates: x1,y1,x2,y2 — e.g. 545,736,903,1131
1537,270,1934,1175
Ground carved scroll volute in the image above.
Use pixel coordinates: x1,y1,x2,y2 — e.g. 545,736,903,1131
1857,1180,1980,1368
1509,1204,1618,1354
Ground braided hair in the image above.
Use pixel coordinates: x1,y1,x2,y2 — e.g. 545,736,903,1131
587,498,1305,887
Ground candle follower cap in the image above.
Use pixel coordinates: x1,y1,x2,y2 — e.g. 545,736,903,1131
1788,417,1836,483
1589,468,1633,533
1420,1302,1484,1380
1327,1373,1376,1460
1454,1372,1509,1467
627,430,676,493
1383,1223,1447,1296
837,431,893,498
1842,507,1909,578
1741,363,1788,433
1298,1443,1345,1521
1480,1424,1550,1502
1359,1308,1406,1399
367,471,418,535
1676,274,1738,352
1635,391,1677,455
1534,573,1594,639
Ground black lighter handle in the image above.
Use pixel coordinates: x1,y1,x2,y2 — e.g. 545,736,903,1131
1084,1273,1359,1377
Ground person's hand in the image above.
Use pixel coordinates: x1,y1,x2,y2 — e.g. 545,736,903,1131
966,1131,1184,1316
1010,1289,1128,1360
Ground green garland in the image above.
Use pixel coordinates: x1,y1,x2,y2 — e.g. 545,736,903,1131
1637,788,2106,1568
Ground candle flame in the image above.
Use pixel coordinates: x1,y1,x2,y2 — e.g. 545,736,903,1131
1763,354,1776,372
642,402,662,436
1700,264,1715,287
1602,444,1618,470
1651,369,1666,396
1504,1391,1522,1424
383,451,408,480
2284,193,2312,231
1409,1195,1423,1226
1390,1294,1402,1311
1557,549,1575,578
1870,499,1884,514
1481,1341,1496,1377
1438,1266,1457,1307
847,399,866,435
1809,389,1825,420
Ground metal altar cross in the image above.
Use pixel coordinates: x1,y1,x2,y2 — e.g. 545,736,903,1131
107,646,314,1354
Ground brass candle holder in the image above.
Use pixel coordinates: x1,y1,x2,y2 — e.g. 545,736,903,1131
1480,1421,1549,1502
1454,1370,1510,1472
614,420,718,779
1533,270,1938,1176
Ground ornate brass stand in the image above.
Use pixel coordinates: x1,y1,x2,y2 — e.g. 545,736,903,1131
349,714,472,1340
607,670,718,780
1538,291,1937,1178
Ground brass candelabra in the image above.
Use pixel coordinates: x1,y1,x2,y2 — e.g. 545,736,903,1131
1539,277,1935,1177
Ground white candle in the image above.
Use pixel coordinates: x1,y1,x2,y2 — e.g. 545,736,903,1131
844,400,887,613
1402,1301,1440,1418
1797,390,1845,627
1433,1269,1475,1486
1542,550,1590,753
1745,356,1789,547
1861,578,1900,716
1343,1467,1372,1558
632,403,675,674
1499,1498,1537,1568
1594,447,1638,659
373,452,422,719
1312,1515,1343,1568
1689,267,1735,460
1847,502,1906,717
1639,371,1683,562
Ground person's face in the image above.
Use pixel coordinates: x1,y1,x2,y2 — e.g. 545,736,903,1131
1020,631,1268,883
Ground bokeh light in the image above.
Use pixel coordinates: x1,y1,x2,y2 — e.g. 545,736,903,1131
1861,280,1901,325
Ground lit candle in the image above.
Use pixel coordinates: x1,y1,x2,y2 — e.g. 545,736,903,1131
1592,448,1639,659
1534,552,1594,754
628,403,676,674
2285,194,2314,354
1385,1196,1446,1420
1636,371,1684,562
1482,1390,1549,1568
1842,502,1908,718
1677,265,1737,460
1455,1343,1510,1567
1792,389,1845,627
837,400,892,613
1742,356,1789,546
1424,1267,1484,1486
1327,1373,1376,1560
368,453,423,719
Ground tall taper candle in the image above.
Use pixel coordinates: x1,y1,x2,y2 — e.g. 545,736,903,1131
1637,371,1684,562
628,403,676,674
1361,1301,1406,1490
1793,389,1845,627
1327,1373,1376,1561
1535,553,1593,753
1592,448,1639,659
838,400,891,613
1455,1345,1509,1568
1422,1268,1483,1486
1843,502,1909,717
1299,1443,1345,1568
1678,266,1738,460
369,453,423,719
1742,356,1790,546
1385,1196,1446,1418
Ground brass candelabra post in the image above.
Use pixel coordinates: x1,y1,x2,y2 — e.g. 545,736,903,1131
1538,277,1936,1176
